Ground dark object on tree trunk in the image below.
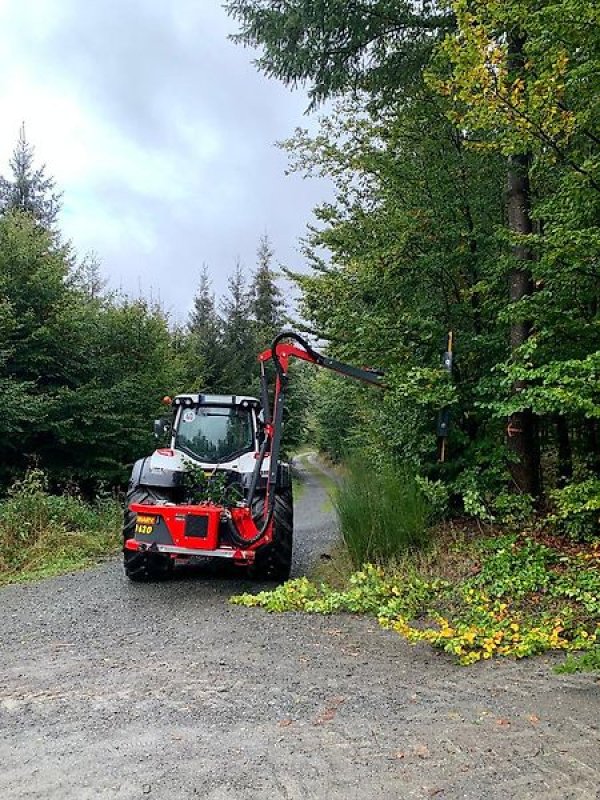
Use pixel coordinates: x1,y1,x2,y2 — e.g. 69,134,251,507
437,332,454,463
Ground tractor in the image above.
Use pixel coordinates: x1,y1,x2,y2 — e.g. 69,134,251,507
122,332,385,582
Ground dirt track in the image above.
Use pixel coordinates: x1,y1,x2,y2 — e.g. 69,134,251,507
1,459,599,799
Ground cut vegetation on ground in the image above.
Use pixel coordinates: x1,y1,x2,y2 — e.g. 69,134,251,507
233,459,600,671
232,529,600,668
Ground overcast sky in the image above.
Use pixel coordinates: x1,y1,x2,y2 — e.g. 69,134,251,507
0,0,329,322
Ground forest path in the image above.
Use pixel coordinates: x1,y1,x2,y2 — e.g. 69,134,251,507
1,458,598,799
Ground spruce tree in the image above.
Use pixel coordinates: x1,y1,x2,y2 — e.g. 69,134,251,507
187,265,223,390
226,0,452,106
220,261,256,394
251,234,285,347
70,253,107,300
0,124,62,228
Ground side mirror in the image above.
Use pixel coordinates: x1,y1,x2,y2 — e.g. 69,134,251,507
153,418,171,439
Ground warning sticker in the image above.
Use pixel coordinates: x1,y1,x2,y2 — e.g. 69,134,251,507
183,410,196,423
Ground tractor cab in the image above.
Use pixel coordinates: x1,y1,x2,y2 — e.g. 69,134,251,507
152,393,262,475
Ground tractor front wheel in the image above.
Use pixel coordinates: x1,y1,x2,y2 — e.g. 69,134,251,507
122,486,173,582
250,487,293,582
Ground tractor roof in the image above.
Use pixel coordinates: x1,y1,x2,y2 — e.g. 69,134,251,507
172,393,260,409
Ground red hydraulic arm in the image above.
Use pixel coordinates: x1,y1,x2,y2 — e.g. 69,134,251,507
247,331,385,534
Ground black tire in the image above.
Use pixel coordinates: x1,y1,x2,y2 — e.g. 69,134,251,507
250,487,293,582
123,486,173,582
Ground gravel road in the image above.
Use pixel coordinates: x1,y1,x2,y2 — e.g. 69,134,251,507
1,459,599,800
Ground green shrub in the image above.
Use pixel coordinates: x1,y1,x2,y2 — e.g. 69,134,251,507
415,476,450,521
550,478,600,540
555,647,600,674
0,468,121,582
468,536,557,598
333,458,431,567
492,492,535,526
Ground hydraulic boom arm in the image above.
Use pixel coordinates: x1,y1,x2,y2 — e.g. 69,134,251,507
247,331,385,531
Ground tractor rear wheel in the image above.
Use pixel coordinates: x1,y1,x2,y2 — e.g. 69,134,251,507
123,486,173,582
250,487,293,582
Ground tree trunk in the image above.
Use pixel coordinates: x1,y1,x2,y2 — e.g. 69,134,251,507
505,138,541,494
583,419,600,473
555,414,573,488
503,31,541,496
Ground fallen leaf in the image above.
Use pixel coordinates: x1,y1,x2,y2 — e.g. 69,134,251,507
278,719,293,728
315,708,337,724
314,696,345,725
414,743,430,759
528,714,540,725
496,718,511,727
393,751,405,760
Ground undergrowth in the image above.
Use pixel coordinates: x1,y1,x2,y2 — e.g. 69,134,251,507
334,458,431,565
0,469,122,584
555,647,600,674
232,532,600,667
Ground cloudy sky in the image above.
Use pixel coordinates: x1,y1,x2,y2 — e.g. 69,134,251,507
0,0,329,321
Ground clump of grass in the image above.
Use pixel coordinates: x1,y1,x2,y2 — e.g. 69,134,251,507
0,468,122,584
555,647,600,674
334,458,431,567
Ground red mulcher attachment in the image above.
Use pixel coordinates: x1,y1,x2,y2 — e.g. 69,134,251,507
123,502,273,564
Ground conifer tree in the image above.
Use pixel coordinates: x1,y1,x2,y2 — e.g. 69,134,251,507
187,264,223,390
0,124,62,228
226,0,452,106
70,253,107,300
220,260,256,394
251,234,285,346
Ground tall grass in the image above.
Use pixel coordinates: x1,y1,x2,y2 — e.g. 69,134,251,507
0,469,122,583
334,458,431,567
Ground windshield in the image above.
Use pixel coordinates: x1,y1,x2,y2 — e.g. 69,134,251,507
175,406,254,463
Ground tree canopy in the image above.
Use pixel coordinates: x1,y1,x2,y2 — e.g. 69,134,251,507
226,0,453,104
1,0,598,535
0,128,298,491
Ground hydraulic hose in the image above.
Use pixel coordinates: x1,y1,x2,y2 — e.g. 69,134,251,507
225,482,276,548
229,333,322,549
228,433,275,547
228,333,305,548
269,330,323,380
